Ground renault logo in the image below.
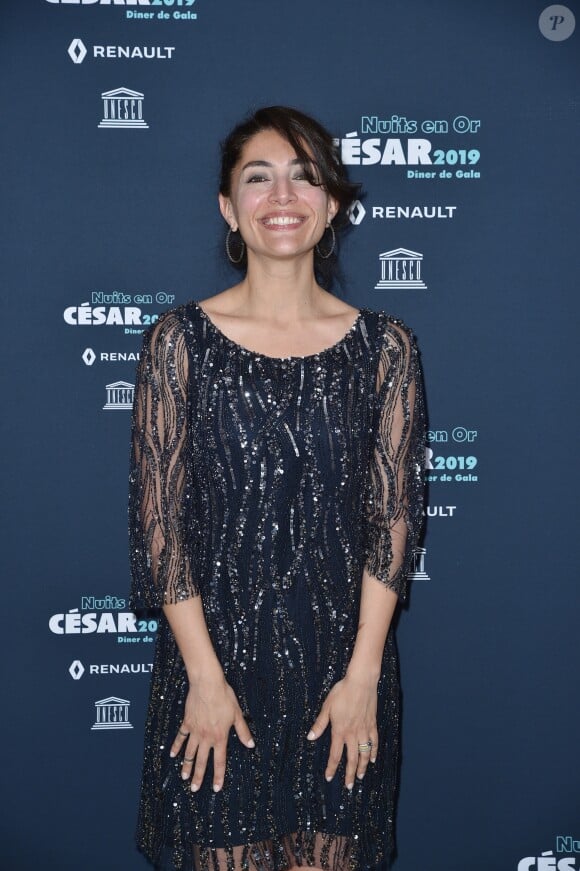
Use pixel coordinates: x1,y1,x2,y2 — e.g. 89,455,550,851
68,38,87,64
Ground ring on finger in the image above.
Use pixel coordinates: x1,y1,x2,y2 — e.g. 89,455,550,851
358,740,373,753
178,728,189,738
183,755,195,763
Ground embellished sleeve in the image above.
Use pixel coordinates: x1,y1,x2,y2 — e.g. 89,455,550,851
362,320,426,602
128,311,200,611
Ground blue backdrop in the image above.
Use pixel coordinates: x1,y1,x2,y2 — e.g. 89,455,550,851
1,2,578,869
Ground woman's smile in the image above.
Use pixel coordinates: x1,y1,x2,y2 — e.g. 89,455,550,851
259,212,307,229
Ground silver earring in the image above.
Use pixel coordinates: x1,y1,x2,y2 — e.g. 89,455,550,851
316,223,336,260
226,227,245,264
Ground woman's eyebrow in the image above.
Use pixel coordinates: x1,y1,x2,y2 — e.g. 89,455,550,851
240,158,308,171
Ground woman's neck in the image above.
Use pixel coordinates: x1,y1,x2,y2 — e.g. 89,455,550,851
234,253,328,319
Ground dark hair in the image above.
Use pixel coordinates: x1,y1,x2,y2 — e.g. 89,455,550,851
219,105,360,288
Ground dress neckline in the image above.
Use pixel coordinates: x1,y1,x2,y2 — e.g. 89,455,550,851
193,301,365,362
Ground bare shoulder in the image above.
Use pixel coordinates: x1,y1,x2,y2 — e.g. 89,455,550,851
198,289,358,320
197,287,242,316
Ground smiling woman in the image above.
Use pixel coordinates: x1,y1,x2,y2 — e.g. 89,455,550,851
128,105,426,871
217,106,359,287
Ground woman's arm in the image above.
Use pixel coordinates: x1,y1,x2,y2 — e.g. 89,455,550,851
164,598,255,793
346,570,398,687
128,312,254,793
163,597,224,685
128,312,199,609
308,320,426,788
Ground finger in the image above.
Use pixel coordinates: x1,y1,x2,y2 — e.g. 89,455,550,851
191,743,209,793
344,738,359,790
169,724,190,758
369,726,379,764
324,735,345,782
212,741,227,793
356,736,372,780
234,711,255,748
180,740,198,781
307,705,330,741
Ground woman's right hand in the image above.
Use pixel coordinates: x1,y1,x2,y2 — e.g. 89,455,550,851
170,669,255,793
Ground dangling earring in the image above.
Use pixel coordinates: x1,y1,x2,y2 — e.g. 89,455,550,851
316,222,336,260
226,227,245,264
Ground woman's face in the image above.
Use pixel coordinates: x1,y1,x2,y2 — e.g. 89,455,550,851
219,129,338,264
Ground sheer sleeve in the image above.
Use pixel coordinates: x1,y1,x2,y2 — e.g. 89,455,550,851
362,320,426,602
128,311,199,611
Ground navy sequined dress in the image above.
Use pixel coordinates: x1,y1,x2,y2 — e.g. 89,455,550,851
128,300,426,871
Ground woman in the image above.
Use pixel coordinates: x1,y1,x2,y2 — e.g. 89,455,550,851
129,105,426,871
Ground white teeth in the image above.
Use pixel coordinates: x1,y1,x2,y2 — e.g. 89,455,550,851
263,216,303,226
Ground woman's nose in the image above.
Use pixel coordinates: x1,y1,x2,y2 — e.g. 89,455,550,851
268,176,297,204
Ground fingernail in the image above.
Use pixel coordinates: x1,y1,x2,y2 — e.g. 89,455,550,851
346,782,354,791
247,739,255,748
213,784,222,793
191,783,199,792
370,757,377,764
357,772,365,779
307,730,316,740
181,772,189,780
169,751,176,758
325,775,333,782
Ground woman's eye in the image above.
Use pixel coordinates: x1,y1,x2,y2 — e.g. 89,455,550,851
246,174,268,183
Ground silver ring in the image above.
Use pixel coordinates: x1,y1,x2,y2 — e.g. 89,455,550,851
358,740,373,753
183,756,195,763
178,728,189,738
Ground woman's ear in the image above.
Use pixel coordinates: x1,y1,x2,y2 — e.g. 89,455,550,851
218,194,237,231
327,196,339,224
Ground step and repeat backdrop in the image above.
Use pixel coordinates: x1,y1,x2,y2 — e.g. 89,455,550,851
1,2,578,870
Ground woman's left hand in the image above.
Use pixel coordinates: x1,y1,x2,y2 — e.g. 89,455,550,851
307,672,379,790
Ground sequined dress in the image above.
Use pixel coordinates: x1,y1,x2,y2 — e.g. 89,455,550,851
128,300,426,871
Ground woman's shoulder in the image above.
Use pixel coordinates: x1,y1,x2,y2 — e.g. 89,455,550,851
361,306,415,339
141,300,199,347
364,307,421,357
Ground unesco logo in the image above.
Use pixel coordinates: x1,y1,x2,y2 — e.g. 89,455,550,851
92,697,133,731
98,88,148,129
374,248,427,290
408,547,430,581
103,382,134,411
